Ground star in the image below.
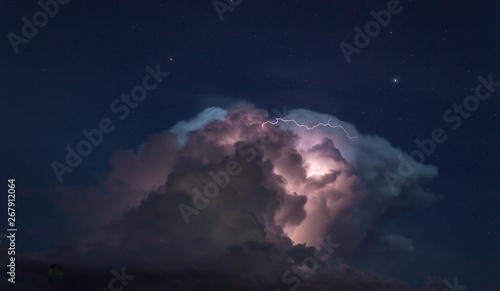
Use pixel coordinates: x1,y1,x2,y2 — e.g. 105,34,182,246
393,77,399,84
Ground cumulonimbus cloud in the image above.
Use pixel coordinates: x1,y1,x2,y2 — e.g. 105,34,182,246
35,102,441,290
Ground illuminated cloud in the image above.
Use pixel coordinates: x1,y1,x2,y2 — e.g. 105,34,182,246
38,103,440,290
169,106,227,146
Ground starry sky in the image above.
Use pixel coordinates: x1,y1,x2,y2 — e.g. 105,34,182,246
1,1,499,290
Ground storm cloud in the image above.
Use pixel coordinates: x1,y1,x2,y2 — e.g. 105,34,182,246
19,102,441,290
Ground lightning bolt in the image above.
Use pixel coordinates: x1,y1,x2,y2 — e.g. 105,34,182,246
262,116,358,139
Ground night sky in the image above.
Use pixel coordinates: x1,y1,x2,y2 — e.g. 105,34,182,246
1,1,499,290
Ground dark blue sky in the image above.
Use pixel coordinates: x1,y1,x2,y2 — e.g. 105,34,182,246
1,1,499,290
